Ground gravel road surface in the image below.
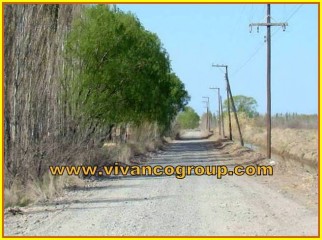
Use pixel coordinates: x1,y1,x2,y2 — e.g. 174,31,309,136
4,131,318,236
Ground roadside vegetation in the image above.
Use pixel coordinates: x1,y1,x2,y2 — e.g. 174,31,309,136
241,114,318,167
4,5,189,207
219,95,317,167
176,107,200,129
223,95,259,118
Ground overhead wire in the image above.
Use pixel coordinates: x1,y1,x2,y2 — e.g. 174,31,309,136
228,5,246,44
231,4,303,77
285,4,303,22
231,41,265,76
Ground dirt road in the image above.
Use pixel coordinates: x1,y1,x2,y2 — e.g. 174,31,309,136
4,132,318,236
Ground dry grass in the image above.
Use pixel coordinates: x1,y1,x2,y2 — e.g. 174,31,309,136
124,122,163,156
210,137,266,164
5,122,167,208
5,173,84,208
243,125,318,166
222,113,318,168
101,122,165,165
104,144,133,165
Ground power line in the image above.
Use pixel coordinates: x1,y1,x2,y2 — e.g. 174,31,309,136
231,42,264,76
267,5,302,38
285,4,303,22
228,5,246,44
248,4,254,23
232,24,284,76
232,4,300,77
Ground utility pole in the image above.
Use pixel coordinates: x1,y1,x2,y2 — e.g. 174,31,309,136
212,64,244,146
226,76,244,146
202,96,210,132
210,87,222,136
202,101,207,130
220,95,225,137
212,64,232,140
249,4,287,159
202,100,208,131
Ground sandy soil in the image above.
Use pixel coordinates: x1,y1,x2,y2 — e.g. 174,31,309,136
4,132,318,236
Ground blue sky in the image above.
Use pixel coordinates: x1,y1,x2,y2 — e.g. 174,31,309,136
117,4,318,116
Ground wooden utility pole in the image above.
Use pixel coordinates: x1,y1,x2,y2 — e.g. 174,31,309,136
212,64,232,140
210,87,221,136
220,95,225,137
249,4,287,159
202,96,210,132
226,78,244,146
212,64,244,146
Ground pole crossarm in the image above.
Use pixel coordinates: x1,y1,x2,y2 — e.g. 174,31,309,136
212,64,227,68
249,22,287,33
249,22,288,27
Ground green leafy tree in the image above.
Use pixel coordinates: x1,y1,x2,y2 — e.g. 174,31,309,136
177,107,200,129
223,95,258,117
65,5,189,130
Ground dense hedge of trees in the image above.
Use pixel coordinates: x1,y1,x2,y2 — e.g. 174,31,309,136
4,4,189,187
65,5,189,130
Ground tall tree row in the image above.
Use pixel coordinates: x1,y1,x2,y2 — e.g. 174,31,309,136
4,4,189,187
5,5,84,186
65,5,189,130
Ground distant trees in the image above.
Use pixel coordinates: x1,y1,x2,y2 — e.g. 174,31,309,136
253,113,318,129
223,95,258,117
66,5,189,130
177,107,200,129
